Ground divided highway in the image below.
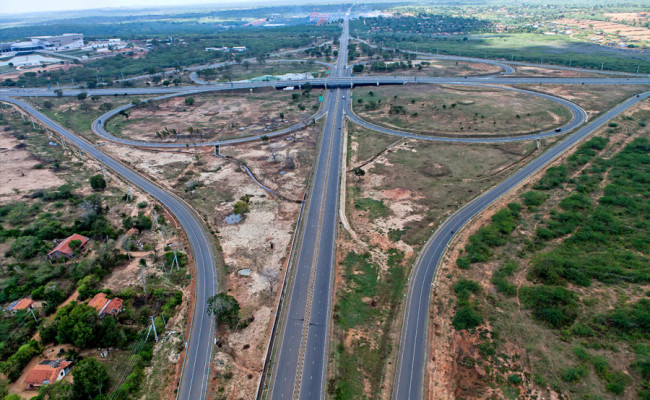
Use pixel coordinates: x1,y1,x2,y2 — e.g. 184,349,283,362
3,17,650,400
392,90,650,400
267,9,352,400
0,96,218,400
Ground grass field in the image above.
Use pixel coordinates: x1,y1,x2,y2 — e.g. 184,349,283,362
353,84,572,136
196,61,327,82
354,58,503,77
358,33,650,74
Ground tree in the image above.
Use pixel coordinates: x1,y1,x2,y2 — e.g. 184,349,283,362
353,64,364,73
72,358,110,399
76,92,88,101
207,293,240,329
233,195,250,215
89,174,106,191
54,89,63,97
118,110,130,120
43,100,53,109
184,97,195,106
352,167,365,178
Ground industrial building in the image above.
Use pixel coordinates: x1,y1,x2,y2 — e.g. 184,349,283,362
0,33,83,56
30,33,84,50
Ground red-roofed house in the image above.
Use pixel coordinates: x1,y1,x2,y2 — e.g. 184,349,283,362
6,298,35,312
47,234,89,259
88,293,108,312
24,359,71,390
102,298,124,317
88,292,123,318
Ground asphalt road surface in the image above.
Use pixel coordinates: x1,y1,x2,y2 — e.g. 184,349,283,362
2,75,650,98
267,9,351,400
392,89,650,400
0,96,218,400
3,18,649,400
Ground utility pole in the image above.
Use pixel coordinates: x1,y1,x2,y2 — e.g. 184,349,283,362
100,165,106,180
172,250,180,271
151,316,158,342
125,184,131,202
601,62,604,71
29,308,38,323
152,209,159,229
30,117,36,130
140,269,147,295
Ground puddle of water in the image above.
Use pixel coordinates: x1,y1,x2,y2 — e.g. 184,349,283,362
224,213,243,224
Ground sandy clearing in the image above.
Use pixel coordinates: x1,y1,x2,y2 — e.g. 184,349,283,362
0,130,64,198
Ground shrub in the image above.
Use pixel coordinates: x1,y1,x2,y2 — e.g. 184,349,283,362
0,340,42,381
533,165,568,190
521,285,578,328
233,195,251,215
521,191,548,208
184,96,195,106
452,306,483,330
508,374,522,385
561,366,587,382
89,174,106,191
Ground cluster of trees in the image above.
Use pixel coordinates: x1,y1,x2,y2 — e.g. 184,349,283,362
352,14,493,36
122,212,153,233
39,302,127,348
456,203,521,268
370,60,413,72
451,279,483,330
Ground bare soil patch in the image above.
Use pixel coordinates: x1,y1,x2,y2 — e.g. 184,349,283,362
107,87,322,143
0,129,64,199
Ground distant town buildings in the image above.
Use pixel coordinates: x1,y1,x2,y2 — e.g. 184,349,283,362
30,33,84,50
0,33,83,55
205,46,247,52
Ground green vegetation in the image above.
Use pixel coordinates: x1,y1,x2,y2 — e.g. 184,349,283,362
446,106,650,398
233,194,251,215
456,203,521,268
2,24,338,86
452,279,483,330
196,61,326,82
0,107,186,397
352,9,650,73
354,197,389,221
89,174,106,190
331,250,407,399
207,293,240,329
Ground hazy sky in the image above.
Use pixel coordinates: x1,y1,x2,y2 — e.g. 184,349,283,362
2,0,254,15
